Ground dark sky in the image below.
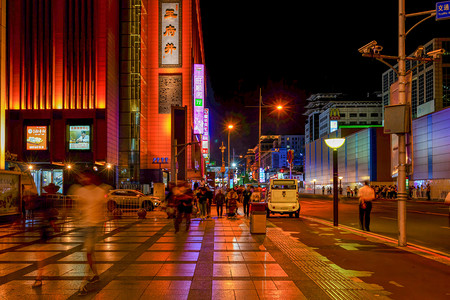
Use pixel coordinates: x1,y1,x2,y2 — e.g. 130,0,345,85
200,1,448,162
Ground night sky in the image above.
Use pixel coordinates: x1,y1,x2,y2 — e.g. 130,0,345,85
200,0,448,163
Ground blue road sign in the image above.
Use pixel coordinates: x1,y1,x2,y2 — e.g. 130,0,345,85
436,1,450,20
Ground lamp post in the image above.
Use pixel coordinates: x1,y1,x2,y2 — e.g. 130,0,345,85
227,124,233,187
358,1,445,246
325,138,346,227
312,179,316,194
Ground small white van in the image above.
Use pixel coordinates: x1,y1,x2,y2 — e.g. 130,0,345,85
266,179,300,218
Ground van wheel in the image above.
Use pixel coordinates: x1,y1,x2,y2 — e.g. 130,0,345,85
295,210,300,218
266,209,270,218
289,213,293,218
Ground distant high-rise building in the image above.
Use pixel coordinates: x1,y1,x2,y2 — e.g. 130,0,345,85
304,93,383,144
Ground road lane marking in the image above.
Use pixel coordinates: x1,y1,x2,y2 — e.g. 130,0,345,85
389,281,404,288
408,210,447,217
441,226,450,230
380,216,396,220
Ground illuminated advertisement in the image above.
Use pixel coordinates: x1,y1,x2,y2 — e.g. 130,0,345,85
69,125,90,150
202,108,209,155
193,64,204,134
160,1,181,67
26,126,48,150
330,120,338,132
259,168,265,183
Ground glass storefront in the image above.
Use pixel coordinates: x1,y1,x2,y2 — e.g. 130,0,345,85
31,169,63,195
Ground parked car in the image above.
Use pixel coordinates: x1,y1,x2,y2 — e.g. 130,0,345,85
265,179,300,218
106,189,160,211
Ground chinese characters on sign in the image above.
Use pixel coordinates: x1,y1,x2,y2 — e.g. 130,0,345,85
193,64,205,134
202,108,209,155
69,125,90,150
161,2,181,66
159,75,182,114
26,126,48,150
436,1,450,20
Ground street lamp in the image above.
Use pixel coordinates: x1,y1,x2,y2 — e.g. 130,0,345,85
338,176,343,195
227,124,234,187
325,138,345,226
358,1,445,247
312,179,316,194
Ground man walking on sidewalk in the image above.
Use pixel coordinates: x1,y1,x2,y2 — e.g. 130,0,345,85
242,185,252,217
359,181,375,231
215,189,225,217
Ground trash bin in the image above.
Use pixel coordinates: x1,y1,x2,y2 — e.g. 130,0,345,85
250,202,267,234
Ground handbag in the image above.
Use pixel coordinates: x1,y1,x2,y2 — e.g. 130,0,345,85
166,207,175,216
192,205,198,216
361,201,367,209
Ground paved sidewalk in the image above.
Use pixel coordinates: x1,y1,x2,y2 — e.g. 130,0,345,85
0,205,448,299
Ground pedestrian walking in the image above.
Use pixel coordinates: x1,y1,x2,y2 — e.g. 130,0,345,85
426,184,431,201
242,185,252,217
214,189,225,217
69,171,110,296
197,187,208,220
322,186,325,195
174,182,194,232
226,189,239,218
346,186,351,198
358,181,375,231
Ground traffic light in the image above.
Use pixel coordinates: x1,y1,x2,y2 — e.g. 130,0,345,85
280,169,284,173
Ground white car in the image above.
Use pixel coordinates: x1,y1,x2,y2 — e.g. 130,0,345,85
106,189,160,211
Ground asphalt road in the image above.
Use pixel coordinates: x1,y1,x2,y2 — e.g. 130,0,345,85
269,196,450,254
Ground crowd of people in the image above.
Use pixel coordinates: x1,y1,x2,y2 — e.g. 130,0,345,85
164,181,266,233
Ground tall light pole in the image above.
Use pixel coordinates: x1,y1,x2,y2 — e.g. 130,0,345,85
359,1,444,246
325,138,346,227
258,89,262,182
227,124,233,187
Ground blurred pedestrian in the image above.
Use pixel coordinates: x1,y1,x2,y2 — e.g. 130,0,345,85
346,186,351,198
69,172,110,295
359,181,375,231
226,189,238,218
31,195,60,288
426,184,431,201
215,189,225,218
174,182,194,232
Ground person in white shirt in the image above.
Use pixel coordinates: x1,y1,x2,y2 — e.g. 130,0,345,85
359,181,375,231
76,131,89,143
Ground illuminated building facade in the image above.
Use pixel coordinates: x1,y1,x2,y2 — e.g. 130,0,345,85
5,0,120,193
139,0,205,184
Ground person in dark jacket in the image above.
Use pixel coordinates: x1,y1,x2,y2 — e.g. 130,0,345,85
242,185,252,217
174,183,193,232
214,189,226,217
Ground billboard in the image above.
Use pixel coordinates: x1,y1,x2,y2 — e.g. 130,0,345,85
193,64,204,134
26,126,48,150
69,125,90,150
160,1,181,67
202,108,209,155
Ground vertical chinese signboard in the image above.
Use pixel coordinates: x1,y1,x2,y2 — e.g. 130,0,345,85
202,108,209,155
160,0,181,67
193,64,204,134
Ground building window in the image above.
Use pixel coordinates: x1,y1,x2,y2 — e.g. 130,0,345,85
370,113,378,117
359,113,367,117
418,74,425,105
340,113,346,118
444,67,450,108
349,113,357,118
411,79,418,118
425,70,433,102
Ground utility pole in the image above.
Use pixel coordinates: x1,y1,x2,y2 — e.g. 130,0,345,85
258,88,262,182
397,0,407,246
220,142,226,189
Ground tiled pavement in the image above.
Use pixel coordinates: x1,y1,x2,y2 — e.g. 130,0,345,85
0,207,390,300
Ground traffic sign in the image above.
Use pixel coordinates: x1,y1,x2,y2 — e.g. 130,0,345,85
436,1,450,20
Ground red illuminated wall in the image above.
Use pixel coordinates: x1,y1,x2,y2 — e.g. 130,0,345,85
6,0,119,165
140,0,205,181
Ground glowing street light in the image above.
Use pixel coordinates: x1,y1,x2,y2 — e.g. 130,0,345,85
227,124,234,187
276,105,283,110
324,137,346,226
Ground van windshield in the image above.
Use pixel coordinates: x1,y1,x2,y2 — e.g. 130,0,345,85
271,185,297,190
